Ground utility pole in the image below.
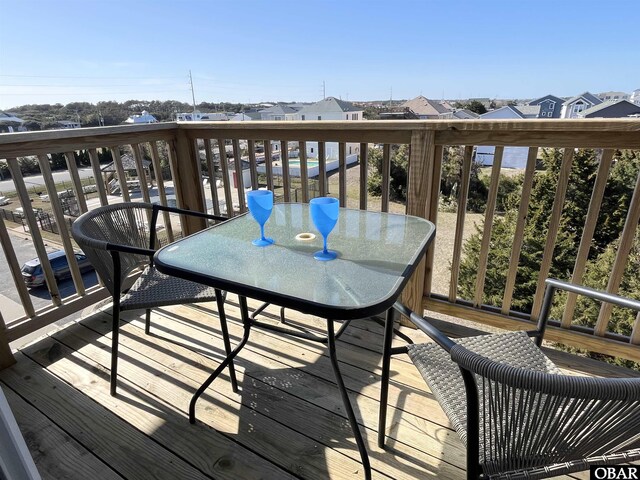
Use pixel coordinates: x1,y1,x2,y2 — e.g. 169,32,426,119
189,70,197,115
323,80,326,100
389,87,393,108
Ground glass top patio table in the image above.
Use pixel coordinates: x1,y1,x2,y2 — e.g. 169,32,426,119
155,203,435,320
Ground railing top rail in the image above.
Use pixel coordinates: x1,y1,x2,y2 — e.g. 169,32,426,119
1,118,639,157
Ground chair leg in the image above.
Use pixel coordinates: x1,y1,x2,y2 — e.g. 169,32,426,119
378,308,395,449
144,308,151,335
110,304,120,396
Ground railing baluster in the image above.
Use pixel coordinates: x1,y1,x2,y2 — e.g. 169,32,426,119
449,146,474,303
149,141,174,242
232,139,246,212
339,142,347,207
110,148,131,202
264,140,274,191
0,213,35,318
631,312,640,345
423,145,444,297
299,141,309,203
281,141,291,202
562,149,614,328
6,157,61,306
594,165,640,336
217,138,234,217
37,154,85,296
132,143,153,226
88,148,108,206
203,139,221,215
530,148,575,321
381,144,391,212
0,311,16,368
247,140,259,190
64,151,88,213
473,146,504,307
318,142,327,197
359,142,368,211
501,147,538,314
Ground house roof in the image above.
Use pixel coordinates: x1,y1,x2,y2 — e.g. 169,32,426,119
452,109,480,119
528,94,564,106
480,105,525,119
513,105,541,117
0,111,25,124
401,96,451,116
101,153,151,172
580,100,640,118
563,92,602,106
259,104,298,115
298,97,361,114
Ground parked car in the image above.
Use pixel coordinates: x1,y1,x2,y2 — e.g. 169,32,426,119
0,196,10,206
13,207,45,219
20,250,94,288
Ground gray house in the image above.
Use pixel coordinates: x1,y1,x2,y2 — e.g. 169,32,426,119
560,92,602,118
527,94,564,118
578,100,640,118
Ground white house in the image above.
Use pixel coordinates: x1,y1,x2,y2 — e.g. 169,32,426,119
0,112,26,133
259,104,299,121
57,120,81,129
124,110,158,124
230,110,262,121
560,92,602,118
295,97,364,159
630,89,640,105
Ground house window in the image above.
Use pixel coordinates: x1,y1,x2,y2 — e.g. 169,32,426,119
317,116,322,120
310,147,314,153
352,113,359,120
301,115,305,120
346,114,349,120
549,101,555,109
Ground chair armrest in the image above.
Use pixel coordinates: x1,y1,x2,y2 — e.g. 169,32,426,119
153,204,228,223
393,302,456,353
546,278,640,311
106,243,155,258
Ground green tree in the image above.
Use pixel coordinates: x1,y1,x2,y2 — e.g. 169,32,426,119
367,144,409,202
458,148,639,319
464,100,487,115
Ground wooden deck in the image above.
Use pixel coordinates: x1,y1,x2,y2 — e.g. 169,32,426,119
1,296,637,480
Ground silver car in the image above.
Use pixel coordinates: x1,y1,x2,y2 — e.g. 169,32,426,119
20,250,94,288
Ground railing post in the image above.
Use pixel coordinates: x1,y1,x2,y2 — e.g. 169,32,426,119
0,311,16,369
169,128,206,235
401,128,436,322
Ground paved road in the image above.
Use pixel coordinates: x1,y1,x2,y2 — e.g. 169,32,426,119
0,167,95,194
0,231,98,326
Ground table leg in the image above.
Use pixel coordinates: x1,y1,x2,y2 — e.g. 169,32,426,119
326,319,372,480
377,308,394,449
189,295,252,424
215,288,238,393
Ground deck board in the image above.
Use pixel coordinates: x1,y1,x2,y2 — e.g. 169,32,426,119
1,296,629,479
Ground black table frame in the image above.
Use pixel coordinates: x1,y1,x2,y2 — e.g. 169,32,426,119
154,210,434,480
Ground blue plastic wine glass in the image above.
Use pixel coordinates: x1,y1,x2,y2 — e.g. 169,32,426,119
247,190,275,247
310,197,339,261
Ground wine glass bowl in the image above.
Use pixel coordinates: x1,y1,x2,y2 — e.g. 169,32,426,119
310,197,339,261
247,190,275,247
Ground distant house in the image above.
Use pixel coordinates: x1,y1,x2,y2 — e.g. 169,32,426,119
259,104,299,121
578,100,640,118
630,89,640,105
57,120,81,129
176,111,229,121
438,109,480,119
124,110,158,124
476,107,530,168
527,94,564,118
560,92,602,118
597,91,630,102
379,107,419,120
230,110,262,121
400,96,452,119
296,97,363,121
0,112,26,133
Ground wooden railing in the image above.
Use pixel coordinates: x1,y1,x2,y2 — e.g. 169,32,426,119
0,119,639,369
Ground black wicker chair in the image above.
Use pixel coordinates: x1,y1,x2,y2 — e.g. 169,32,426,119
378,279,640,479
72,202,238,396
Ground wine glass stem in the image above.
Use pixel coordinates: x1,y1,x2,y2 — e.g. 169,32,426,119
260,224,266,241
323,235,328,254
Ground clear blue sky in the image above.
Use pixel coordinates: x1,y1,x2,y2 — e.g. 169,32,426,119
1,0,638,109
